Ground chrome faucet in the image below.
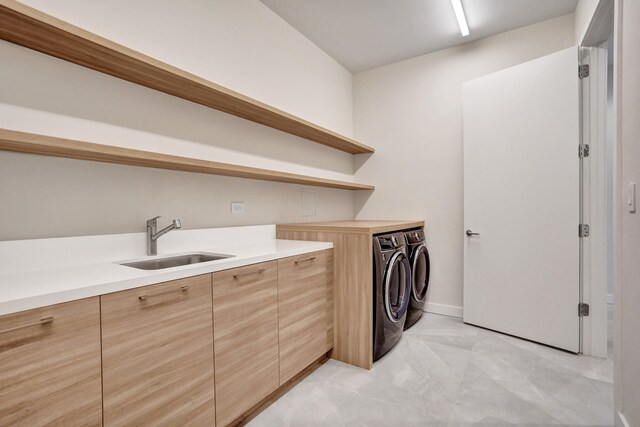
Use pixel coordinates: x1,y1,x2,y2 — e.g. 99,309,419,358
147,216,182,256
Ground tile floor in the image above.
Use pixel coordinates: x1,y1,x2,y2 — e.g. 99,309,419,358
249,311,613,426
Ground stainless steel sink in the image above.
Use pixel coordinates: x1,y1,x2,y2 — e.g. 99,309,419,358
121,253,233,270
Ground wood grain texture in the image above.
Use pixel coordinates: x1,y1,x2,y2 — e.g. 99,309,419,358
101,275,215,426
0,298,102,426
212,261,279,427
230,354,329,427
0,0,374,155
0,128,375,191
276,230,374,369
326,249,335,353
277,220,424,234
277,250,332,384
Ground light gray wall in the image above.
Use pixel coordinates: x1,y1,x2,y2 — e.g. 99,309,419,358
0,152,353,240
575,0,604,44
0,0,356,241
616,0,640,424
353,14,576,311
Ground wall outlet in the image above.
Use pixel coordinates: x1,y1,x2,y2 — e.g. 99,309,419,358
230,202,245,214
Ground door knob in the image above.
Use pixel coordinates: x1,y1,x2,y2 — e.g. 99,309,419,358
466,229,480,237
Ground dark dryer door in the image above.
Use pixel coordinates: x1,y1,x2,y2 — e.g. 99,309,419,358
411,244,431,303
383,252,411,322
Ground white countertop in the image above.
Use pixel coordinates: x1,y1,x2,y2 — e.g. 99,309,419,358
0,225,332,316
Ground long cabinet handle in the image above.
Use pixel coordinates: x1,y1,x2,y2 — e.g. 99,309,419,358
233,268,266,279
295,256,316,265
139,285,190,301
0,316,54,335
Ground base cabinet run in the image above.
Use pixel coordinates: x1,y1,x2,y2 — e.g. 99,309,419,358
101,274,215,426
0,298,102,426
212,261,280,426
0,249,333,427
278,250,333,384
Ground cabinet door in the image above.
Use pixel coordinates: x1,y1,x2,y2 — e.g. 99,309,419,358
101,275,215,426
278,250,333,384
212,261,279,426
0,298,102,426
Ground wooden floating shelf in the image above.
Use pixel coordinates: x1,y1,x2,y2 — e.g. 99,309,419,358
0,129,375,191
0,0,375,155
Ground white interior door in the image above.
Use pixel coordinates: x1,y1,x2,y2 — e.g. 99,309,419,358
463,47,580,353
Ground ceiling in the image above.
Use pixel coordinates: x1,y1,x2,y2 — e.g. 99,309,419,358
259,0,578,73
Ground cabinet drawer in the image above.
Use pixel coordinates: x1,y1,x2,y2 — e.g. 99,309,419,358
278,250,333,384
0,298,102,426
212,261,279,426
101,275,215,426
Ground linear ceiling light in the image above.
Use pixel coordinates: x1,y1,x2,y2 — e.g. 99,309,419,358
450,0,470,37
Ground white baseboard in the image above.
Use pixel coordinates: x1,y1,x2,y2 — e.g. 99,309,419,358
608,293,614,304
424,302,463,318
616,411,630,427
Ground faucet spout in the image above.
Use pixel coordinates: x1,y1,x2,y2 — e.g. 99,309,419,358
146,217,181,256
151,219,182,241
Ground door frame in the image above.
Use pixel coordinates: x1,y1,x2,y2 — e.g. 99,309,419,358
579,44,609,358
579,0,616,359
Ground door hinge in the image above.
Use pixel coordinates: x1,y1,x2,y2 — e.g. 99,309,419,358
578,303,590,317
579,64,590,79
579,224,590,237
579,144,590,158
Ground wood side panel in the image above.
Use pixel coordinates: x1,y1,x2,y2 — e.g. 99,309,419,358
277,250,331,384
101,275,215,426
0,0,374,154
212,261,279,427
325,249,335,353
0,128,375,191
275,230,373,369
0,298,102,426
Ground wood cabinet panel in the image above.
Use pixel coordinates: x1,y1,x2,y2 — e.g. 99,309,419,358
278,250,333,384
101,275,215,426
212,261,279,427
276,229,373,369
0,297,102,426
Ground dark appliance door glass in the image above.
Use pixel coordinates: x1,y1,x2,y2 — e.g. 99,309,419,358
383,252,411,322
411,244,431,302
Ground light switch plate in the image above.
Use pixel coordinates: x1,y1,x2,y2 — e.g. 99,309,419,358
231,202,245,214
628,183,636,213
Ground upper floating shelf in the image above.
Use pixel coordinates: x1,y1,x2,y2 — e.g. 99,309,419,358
0,0,375,155
0,128,375,191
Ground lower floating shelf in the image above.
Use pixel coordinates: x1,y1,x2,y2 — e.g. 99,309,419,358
0,129,375,191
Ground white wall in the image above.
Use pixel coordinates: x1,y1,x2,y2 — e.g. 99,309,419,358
576,0,604,44
0,0,356,240
615,0,640,424
353,14,576,312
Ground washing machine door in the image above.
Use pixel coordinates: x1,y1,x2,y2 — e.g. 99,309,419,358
411,244,431,303
383,251,411,322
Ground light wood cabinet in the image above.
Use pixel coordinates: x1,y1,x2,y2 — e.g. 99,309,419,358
0,297,102,426
278,249,333,384
212,261,279,426
277,220,424,369
101,274,215,426
1,250,333,426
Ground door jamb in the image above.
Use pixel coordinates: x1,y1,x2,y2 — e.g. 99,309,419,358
579,45,609,358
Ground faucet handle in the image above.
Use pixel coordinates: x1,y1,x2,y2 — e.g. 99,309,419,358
147,216,161,226
173,219,182,229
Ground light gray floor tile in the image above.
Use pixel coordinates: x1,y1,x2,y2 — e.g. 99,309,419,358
248,313,613,427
